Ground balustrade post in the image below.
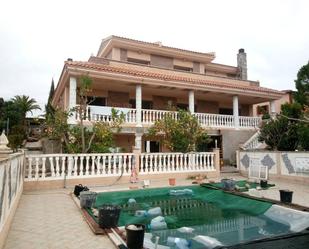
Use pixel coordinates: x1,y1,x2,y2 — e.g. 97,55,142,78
212,148,220,177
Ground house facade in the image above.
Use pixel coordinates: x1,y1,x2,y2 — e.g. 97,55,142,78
52,36,284,163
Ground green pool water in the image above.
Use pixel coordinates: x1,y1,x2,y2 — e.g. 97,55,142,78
89,185,291,248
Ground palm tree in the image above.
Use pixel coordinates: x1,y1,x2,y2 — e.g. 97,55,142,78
12,95,41,120
12,95,41,135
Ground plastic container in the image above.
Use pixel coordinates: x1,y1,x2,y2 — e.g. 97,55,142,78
147,207,162,217
148,221,167,230
169,189,194,196
151,216,165,223
167,237,191,249
98,205,121,228
221,179,236,191
125,224,145,249
79,191,97,208
279,189,293,203
169,178,176,186
260,180,268,188
135,210,148,217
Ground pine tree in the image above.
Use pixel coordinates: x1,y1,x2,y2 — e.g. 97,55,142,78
45,78,55,119
294,61,309,106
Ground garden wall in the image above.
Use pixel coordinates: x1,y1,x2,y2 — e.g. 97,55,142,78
237,150,309,183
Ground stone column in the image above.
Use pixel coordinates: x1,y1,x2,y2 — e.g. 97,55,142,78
134,133,142,152
233,95,239,129
136,84,142,127
270,100,276,114
189,90,195,114
69,77,77,110
212,148,221,178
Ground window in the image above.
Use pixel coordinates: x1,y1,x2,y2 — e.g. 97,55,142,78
87,96,106,106
173,65,193,72
257,105,269,115
127,57,150,65
129,99,153,109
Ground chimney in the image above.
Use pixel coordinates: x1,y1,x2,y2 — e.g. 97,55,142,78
237,49,247,80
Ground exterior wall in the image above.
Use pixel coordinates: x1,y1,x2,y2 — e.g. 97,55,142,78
196,100,219,114
150,54,173,69
127,50,150,61
253,92,292,116
238,150,309,183
193,62,200,73
111,48,121,60
107,91,130,107
120,49,127,61
152,95,177,110
114,134,135,153
173,58,193,68
241,104,250,116
221,130,255,163
0,153,24,249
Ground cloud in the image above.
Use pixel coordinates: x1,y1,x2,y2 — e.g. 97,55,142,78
0,0,308,106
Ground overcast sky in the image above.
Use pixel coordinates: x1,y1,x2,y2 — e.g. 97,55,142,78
0,0,308,110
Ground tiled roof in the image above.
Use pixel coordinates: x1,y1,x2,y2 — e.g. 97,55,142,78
65,61,283,96
99,35,216,58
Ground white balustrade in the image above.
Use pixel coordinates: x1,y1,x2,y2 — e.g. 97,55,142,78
141,109,178,124
74,105,261,129
194,113,235,128
25,153,135,181
241,131,263,150
239,116,261,128
140,152,215,174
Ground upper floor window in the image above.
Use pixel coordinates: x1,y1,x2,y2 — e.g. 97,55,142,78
173,65,193,72
127,57,150,65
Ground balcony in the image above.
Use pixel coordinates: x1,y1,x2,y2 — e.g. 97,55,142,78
72,105,261,129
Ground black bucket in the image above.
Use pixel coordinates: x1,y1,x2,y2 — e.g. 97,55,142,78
279,189,293,203
74,184,89,197
125,224,145,249
260,180,268,188
98,205,121,229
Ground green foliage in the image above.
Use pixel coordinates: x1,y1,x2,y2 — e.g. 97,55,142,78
148,109,209,153
297,124,309,150
294,61,309,106
45,79,55,120
259,103,306,151
281,102,303,119
12,95,41,119
8,125,26,150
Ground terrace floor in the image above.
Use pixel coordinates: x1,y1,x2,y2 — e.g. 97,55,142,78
4,174,309,249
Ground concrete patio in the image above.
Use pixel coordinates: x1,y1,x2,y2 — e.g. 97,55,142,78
3,174,309,249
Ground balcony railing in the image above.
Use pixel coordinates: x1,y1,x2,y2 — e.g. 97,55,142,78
73,105,261,129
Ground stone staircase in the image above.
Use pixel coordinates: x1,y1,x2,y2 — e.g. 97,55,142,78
240,130,266,150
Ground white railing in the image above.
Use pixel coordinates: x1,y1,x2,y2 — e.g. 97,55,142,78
25,152,216,181
241,131,263,150
25,153,135,181
239,116,261,128
139,152,215,174
141,109,178,124
194,113,235,128
0,152,24,231
79,105,261,129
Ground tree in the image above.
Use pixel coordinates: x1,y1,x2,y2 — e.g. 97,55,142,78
45,79,55,120
12,95,41,121
45,75,125,153
258,103,303,151
294,61,309,106
148,109,209,153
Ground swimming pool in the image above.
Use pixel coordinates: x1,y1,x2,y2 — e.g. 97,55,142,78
88,185,309,248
